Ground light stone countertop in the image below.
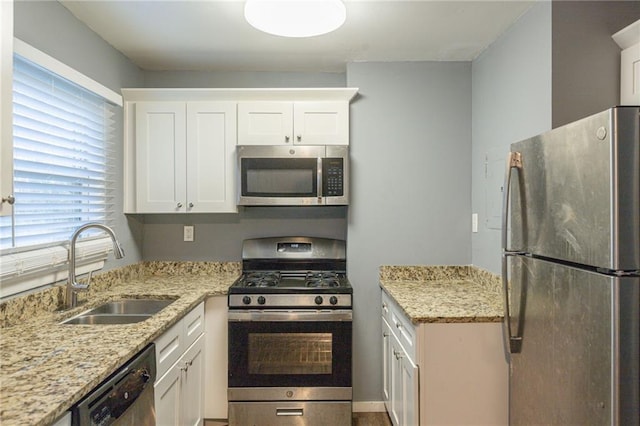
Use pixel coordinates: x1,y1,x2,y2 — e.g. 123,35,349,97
379,265,504,324
0,261,240,426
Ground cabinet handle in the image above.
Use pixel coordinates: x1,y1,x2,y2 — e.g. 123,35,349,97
285,135,290,143
393,350,403,360
181,359,193,372
188,202,194,208
395,322,403,330
382,303,388,313
383,332,389,338
177,203,183,208
1,195,15,205
297,135,302,142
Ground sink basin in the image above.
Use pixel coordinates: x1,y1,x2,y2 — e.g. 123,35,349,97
83,299,175,315
62,314,152,325
61,298,176,325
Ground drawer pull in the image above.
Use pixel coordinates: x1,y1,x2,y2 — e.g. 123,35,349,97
277,408,303,417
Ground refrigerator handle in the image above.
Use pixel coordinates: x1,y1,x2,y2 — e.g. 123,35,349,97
501,151,523,355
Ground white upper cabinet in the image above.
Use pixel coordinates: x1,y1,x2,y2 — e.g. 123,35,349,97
125,94,237,214
186,102,237,213
123,88,357,213
613,20,640,105
238,101,349,145
135,102,188,213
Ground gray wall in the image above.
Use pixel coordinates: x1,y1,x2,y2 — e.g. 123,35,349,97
470,2,552,273
552,1,640,128
13,0,145,269
346,62,472,401
143,70,345,88
141,207,347,261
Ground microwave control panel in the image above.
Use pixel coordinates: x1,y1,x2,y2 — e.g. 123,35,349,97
322,158,344,197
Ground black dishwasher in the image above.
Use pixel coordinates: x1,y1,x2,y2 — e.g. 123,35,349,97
71,344,156,426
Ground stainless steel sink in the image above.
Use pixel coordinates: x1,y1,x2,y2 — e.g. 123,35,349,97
83,299,175,315
62,314,152,325
61,298,176,325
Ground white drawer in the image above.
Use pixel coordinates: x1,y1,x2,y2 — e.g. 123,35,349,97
183,302,204,350
155,319,183,380
381,291,392,323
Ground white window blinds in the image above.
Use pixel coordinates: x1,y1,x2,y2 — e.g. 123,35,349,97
0,55,116,249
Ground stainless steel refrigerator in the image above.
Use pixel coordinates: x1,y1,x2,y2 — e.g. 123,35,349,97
502,106,640,425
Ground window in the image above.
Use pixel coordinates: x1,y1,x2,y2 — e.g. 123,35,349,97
0,41,123,299
0,54,116,250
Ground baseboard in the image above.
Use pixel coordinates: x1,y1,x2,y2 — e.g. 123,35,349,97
352,401,386,412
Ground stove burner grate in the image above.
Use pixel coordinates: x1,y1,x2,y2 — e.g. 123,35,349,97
243,272,280,288
305,271,341,288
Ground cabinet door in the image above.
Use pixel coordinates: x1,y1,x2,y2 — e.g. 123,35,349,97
620,43,640,105
237,102,293,145
186,103,237,213
399,350,419,426
136,102,187,213
389,333,419,426
293,102,349,145
389,336,403,426
155,364,181,426
382,317,392,411
181,335,204,426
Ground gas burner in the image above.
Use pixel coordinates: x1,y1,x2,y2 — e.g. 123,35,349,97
305,271,341,288
243,272,280,288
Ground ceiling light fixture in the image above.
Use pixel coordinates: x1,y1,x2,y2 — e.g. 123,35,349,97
244,0,346,38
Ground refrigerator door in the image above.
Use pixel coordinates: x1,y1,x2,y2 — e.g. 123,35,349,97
507,255,639,425
509,107,640,271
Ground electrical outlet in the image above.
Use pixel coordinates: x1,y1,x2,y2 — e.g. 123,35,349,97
472,213,478,233
183,225,194,242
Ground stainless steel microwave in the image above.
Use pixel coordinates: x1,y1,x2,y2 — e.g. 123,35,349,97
237,145,349,206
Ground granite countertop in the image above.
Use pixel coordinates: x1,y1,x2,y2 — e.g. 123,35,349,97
0,261,240,426
379,265,504,324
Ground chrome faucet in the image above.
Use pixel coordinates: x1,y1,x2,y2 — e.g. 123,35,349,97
65,223,125,309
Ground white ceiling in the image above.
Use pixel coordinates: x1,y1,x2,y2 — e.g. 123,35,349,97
59,0,534,73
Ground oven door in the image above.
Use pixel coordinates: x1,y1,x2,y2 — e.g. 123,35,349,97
228,310,352,389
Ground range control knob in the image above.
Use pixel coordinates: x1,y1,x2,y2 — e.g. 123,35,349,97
242,296,251,305
329,296,338,305
314,296,324,305
257,296,266,305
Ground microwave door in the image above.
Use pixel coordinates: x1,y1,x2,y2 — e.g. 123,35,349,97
238,157,322,206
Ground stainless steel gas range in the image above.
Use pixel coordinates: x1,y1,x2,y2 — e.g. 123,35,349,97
227,237,353,426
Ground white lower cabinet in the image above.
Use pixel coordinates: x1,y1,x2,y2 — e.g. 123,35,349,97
382,303,419,426
381,290,508,426
154,302,205,426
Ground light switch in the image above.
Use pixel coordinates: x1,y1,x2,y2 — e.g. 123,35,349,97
472,213,478,233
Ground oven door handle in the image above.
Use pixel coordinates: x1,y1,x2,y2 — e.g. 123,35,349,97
228,310,352,322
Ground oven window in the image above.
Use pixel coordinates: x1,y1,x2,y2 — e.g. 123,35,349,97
248,333,332,375
247,169,313,194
